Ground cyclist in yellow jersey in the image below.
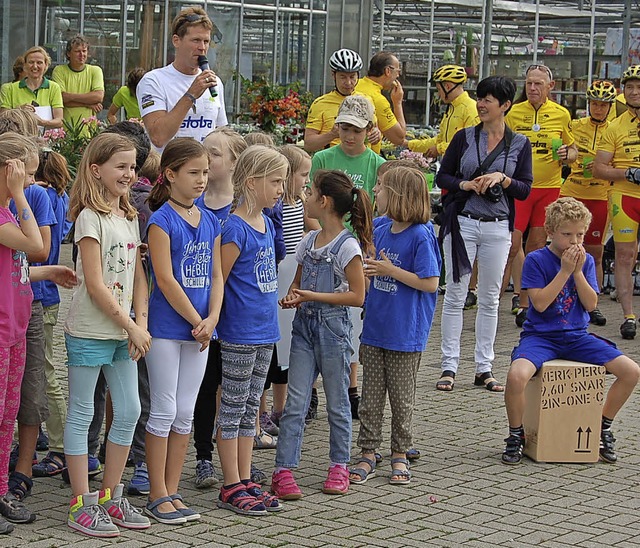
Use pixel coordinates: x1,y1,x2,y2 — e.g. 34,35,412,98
304,49,381,153
593,65,640,339
354,52,406,154
560,80,617,327
504,64,577,327
406,65,479,158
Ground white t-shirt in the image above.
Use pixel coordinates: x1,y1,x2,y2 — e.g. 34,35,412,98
295,229,363,293
137,63,228,150
65,209,141,340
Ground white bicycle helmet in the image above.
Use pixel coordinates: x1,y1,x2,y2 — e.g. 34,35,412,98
329,49,363,73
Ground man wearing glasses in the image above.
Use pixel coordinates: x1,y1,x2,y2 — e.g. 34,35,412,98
137,7,227,151
505,64,577,327
593,65,640,339
354,51,406,154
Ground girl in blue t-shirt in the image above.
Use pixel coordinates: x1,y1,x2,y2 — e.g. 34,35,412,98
215,145,289,516
144,138,223,525
272,169,374,500
350,166,441,486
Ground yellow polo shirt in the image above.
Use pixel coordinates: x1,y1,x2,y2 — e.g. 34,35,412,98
408,91,479,156
0,78,63,109
506,99,574,188
598,110,640,198
560,117,610,201
355,77,398,153
52,63,104,124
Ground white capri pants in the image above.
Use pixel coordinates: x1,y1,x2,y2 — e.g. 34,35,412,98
145,338,209,437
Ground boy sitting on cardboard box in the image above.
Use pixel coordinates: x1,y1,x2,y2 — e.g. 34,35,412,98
502,197,640,465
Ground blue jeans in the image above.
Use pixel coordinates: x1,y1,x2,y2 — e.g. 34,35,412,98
275,306,353,468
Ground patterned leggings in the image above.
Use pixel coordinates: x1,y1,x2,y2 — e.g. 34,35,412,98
217,342,272,440
357,344,421,454
0,340,27,496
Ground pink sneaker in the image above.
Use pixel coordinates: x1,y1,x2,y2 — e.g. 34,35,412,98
271,469,303,500
322,465,349,495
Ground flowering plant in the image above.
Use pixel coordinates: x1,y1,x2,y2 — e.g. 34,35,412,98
44,116,106,178
240,76,313,135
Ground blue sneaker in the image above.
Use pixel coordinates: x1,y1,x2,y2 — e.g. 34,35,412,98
127,462,150,496
62,455,103,484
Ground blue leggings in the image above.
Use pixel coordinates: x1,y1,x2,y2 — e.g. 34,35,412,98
64,360,140,455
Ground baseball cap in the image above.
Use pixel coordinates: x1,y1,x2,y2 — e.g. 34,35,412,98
335,95,374,128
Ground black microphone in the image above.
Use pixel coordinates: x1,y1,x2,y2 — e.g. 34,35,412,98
197,55,218,98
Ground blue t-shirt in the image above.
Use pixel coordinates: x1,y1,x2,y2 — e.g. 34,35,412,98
217,213,279,345
148,203,221,340
195,194,232,224
41,187,72,307
361,221,441,352
521,246,598,333
10,184,56,301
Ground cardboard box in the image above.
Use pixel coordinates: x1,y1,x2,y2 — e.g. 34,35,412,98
523,359,605,463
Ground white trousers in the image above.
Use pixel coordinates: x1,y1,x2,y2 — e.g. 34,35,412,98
441,216,511,374
146,338,209,437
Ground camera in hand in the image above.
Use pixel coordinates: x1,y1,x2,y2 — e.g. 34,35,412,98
484,183,504,203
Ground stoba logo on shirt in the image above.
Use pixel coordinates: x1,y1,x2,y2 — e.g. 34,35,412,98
181,115,213,130
181,239,212,288
254,246,277,293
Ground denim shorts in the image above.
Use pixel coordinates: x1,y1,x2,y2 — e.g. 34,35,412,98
65,333,131,367
512,330,623,370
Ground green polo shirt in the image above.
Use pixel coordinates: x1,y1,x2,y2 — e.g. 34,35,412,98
111,85,141,119
0,78,63,109
51,63,104,124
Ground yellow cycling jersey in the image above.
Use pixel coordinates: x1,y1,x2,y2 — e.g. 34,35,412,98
598,110,640,198
305,90,375,149
408,91,479,156
355,77,398,153
506,99,574,188
561,117,610,201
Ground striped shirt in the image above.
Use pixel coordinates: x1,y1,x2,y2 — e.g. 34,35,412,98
282,199,305,255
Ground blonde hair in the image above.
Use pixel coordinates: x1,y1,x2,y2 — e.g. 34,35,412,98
139,151,161,183
381,166,431,224
0,109,39,137
204,127,247,164
544,196,592,234
280,144,311,205
244,131,275,147
0,132,39,169
69,133,138,221
232,145,289,215
23,46,52,69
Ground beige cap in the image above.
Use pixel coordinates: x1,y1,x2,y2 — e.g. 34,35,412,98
335,95,375,128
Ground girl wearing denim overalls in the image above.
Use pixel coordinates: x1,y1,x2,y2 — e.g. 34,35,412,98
271,169,373,499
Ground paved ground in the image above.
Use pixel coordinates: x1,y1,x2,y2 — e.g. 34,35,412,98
3,243,640,547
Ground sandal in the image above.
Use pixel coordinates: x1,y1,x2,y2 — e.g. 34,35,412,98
217,483,267,516
243,481,282,512
474,371,504,392
389,458,411,485
406,448,421,461
253,430,277,449
32,451,66,477
7,472,32,501
436,370,456,391
349,456,376,485
375,452,383,464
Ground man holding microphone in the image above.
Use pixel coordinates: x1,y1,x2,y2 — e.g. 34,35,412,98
137,6,227,151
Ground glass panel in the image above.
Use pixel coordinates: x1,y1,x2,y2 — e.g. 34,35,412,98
83,1,125,112
0,0,37,84
206,3,242,119
39,0,81,68
276,8,309,85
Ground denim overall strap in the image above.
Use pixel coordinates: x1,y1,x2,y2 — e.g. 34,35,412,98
300,231,356,311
